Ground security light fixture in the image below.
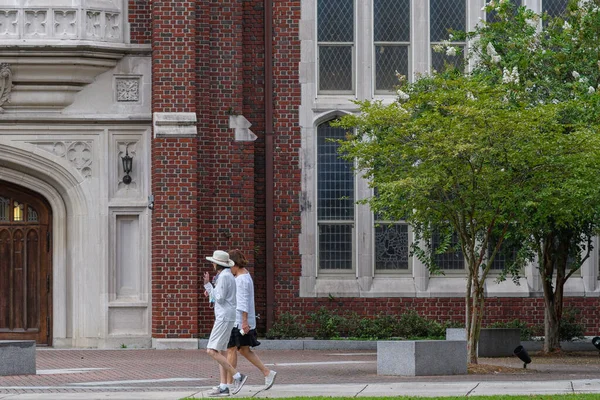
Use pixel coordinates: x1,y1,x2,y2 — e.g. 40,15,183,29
514,345,531,368
592,336,600,352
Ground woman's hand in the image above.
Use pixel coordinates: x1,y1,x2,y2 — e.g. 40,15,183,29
203,271,210,285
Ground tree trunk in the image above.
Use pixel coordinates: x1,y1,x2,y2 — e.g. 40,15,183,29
544,299,560,353
540,229,570,353
467,279,485,364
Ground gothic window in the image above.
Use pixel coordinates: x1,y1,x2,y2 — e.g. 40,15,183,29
13,201,24,222
318,0,355,93
543,0,569,19
432,230,464,270
0,197,8,222
317,121,355,270
430,0,466,73
375,222,410,270
487,0,522,23
374,0,410,93
28,206,39,222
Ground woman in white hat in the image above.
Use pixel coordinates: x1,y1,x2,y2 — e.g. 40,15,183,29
203,250,248,396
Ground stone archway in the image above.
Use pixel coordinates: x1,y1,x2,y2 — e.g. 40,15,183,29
0,142,90,347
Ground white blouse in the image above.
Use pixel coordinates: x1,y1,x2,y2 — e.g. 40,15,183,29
235,273,256,330
204,268,236,322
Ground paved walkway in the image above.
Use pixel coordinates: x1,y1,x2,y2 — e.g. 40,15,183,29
0,348,599,399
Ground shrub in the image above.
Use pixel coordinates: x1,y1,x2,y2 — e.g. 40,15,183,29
345,312,400,339
308,307,346,339
265,312,307,339
487,319,536,341
397,310,435,338
560,308,585,341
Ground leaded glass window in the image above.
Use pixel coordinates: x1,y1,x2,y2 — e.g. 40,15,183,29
430,0,466,73
543,0,568,19
0,197,8,222
28,206,38,222
13,201,23,222
487,0,521,23
374,0,410,93
488,239,517,270
375,223,409,270
432,230,464,270
318,0,354,93
317,121,354,270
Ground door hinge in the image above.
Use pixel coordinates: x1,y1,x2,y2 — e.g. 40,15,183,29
46,230,51,252
47,275,50,293
47,316,50,338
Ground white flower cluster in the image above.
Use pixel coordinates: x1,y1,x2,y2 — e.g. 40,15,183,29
502,66,519,84
483,0,509,10
486,42,501,64
433,37,459,57
397,89,410,101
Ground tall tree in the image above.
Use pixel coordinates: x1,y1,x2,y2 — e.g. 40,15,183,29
336,0,600,361
466,0,600,353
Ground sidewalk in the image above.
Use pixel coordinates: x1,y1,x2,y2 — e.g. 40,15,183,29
0,347,599,399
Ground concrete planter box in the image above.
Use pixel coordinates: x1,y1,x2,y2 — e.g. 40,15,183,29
377,340,467,376
0,340,36,376
478,328,521,357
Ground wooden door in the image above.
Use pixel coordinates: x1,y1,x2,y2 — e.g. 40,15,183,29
0,181,52,346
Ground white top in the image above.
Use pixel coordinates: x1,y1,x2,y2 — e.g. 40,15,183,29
204,268,236,321
235,273,256,330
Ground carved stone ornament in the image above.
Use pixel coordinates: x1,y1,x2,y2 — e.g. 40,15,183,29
116,78,140,102
0,63,13,112
32,141,93,179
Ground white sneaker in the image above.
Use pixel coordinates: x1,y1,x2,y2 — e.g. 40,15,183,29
264,370,277,390
208,386,230,397
231,373,248,395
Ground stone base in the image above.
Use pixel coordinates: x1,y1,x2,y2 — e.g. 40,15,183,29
152,338,199,350
0,340,36,376
377,340,467,376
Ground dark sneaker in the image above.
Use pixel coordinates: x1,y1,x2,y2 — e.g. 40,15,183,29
208,386,230,397
231,373,248,395
264,370,277,390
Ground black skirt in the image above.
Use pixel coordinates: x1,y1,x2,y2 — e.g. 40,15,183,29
227,327,261,349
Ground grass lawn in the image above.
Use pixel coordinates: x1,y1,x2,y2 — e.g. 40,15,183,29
183,396,599,400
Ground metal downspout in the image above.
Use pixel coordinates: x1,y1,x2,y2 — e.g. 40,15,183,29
265,0,275,330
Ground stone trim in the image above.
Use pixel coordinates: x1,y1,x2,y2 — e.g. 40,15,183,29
152,112,197,138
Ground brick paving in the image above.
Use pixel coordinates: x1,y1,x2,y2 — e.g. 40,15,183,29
0,349,599,394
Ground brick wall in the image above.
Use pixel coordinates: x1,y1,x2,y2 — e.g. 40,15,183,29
151,1,199,339
267,0,303,332
145,0,600,340
195,0,257,333
273,297,600,336
128,0,151,44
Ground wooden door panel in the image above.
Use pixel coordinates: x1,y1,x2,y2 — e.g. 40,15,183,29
27,229,40,330
0,228,9,329
0,181,51,345
13,228,24,330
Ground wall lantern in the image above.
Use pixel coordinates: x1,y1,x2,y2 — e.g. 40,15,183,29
122,147,133,185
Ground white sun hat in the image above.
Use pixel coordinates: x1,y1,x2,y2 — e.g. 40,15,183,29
206,250,235,268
